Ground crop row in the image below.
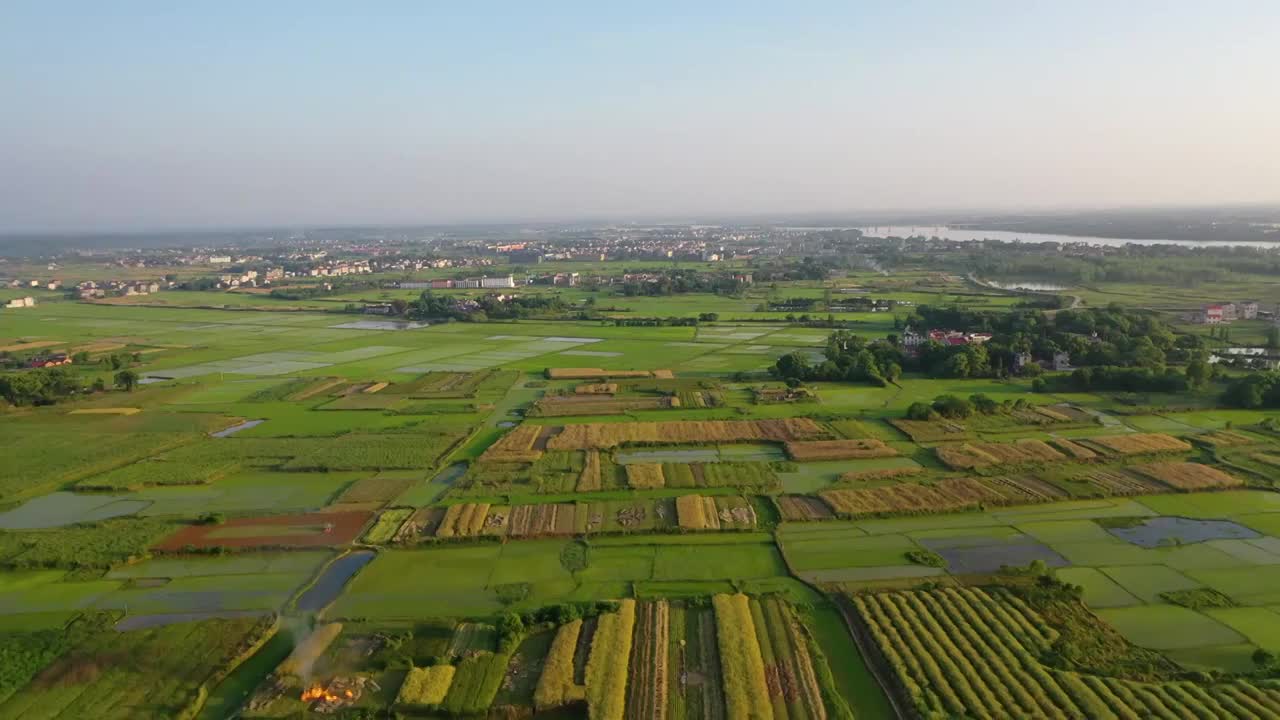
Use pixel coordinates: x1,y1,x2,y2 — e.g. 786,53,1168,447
854,587,1280,719
441,650,511,715
713,593,774,720
585,599,637,720
435,502,492,538
626,600,671,720
534,619,585,709
395,665,456,708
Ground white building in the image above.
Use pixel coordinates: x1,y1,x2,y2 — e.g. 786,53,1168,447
4,296,35,309
479,275,516,289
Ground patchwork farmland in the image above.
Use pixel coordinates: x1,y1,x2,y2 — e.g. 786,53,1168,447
7,268,1280,720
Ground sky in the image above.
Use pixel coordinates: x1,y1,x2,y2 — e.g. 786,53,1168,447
1,1,1277,232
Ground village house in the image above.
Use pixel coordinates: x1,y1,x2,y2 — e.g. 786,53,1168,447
4,296,36,309
27,352,70,368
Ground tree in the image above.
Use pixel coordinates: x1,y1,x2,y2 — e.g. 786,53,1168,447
1031,377,1047,393
1268,326,1280,350
906,402,933,421
932,394,973,419
884,362,902,384
114,369,138,392
389,299,409,316
1185,358,1211,389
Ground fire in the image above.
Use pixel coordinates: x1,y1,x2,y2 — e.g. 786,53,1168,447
301,684,341,703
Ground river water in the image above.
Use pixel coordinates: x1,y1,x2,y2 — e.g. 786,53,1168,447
857,225,1280,250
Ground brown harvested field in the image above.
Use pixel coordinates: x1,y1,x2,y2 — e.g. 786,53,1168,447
1079,468,1167,496
625,463,666,489
505,503,577,538
837,467,925,483
784,439,898,461
1082,433,1192,456
480,424,545,463
533,395,672,417
1051,438,1098,460
576,383,618,394
363,381,389,394
1129,462,1243,491
1195,430,1260,447
547,368,663,380
154,510,371,550
887,418,968,442
775,495,836,522
626,600,670,720
577,450,602,492
394,507,445,542
820,476,1052,518
935,439,1064,470
547,418,828,450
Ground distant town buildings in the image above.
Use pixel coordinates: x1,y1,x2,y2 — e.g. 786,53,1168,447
4,296,35,309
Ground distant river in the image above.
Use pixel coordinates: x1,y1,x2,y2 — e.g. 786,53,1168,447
857,226,1280,249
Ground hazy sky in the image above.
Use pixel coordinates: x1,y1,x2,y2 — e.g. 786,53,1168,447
2,1,1277,232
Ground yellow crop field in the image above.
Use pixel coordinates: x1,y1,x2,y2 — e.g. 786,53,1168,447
479,424,544,463
625,463,665,489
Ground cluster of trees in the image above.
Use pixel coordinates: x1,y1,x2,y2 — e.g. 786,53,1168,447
905,393,1031,420
408,292,569,321
0,366,138,406
612,317,700,327
619,269,748,297
1222,372,1280,409
749,257,839,282
898,304,1198,379
1043,363,1210,395
772,331,902,386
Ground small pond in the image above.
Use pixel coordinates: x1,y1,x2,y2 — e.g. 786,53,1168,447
1106,517,1260,548
211,419,265,437
294,551,376,613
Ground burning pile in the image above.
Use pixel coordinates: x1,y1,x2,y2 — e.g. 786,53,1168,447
300,676,379,714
